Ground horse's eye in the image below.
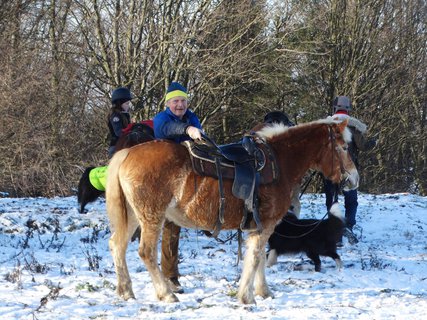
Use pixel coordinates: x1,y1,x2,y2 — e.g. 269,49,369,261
342,145,348,151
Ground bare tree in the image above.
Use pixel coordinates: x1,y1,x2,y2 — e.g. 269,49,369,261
268,0,427,194
0,0,425,196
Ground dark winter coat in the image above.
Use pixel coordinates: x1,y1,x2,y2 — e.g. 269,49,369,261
153,107,202,143
108,111,131,147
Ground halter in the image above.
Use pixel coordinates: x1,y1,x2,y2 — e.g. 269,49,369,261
328,125,347,177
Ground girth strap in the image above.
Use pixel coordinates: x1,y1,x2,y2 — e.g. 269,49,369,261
211,157,226,238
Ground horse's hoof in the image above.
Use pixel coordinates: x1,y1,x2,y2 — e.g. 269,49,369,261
256,289,274,299
237,293,256,305
118,288,135,301
167,277,184,294
159,292,179,303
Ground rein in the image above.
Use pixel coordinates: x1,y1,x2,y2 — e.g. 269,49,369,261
299,171,317,199
273,211,329,239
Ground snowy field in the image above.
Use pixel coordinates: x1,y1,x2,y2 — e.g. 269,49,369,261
0,192,426,319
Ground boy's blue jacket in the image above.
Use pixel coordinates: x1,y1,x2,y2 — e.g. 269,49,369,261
153,108,202,143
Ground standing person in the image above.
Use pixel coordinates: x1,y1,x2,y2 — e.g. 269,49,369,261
153,81,203,293
107,87,133,158
324,96,376,245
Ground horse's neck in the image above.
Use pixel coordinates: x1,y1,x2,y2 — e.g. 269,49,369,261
274,124,325,184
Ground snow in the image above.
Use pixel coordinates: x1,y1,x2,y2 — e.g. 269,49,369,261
0,193,426,319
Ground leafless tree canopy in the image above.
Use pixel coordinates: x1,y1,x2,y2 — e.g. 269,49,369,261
0,0,426,197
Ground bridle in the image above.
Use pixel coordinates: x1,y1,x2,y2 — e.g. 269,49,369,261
328,125,348,178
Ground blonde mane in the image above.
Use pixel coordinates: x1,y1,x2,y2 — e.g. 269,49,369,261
256,123,289,140
256,118,352,143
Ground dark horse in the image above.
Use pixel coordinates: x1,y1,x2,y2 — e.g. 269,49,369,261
77,122,154,213
106,118,359,304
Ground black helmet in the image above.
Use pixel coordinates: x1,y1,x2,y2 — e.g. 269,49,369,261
264,111,294,126
111,87,132,104
333,96,352,112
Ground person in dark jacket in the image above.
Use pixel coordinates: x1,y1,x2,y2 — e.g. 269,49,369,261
107,87,133,158
324,96,377,245
153,81,203,294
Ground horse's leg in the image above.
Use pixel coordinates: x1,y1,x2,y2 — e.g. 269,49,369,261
254,240,274,299
266,249,278,267
161,220,182,292
237,230,271,304
138,219,178,303
254,228,275,299
108,205,139,300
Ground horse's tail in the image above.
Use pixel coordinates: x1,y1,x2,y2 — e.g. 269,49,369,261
106,149,131,235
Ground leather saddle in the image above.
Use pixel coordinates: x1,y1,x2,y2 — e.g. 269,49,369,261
182,134,279,235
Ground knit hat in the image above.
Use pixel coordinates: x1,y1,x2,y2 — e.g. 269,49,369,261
165,82,188,102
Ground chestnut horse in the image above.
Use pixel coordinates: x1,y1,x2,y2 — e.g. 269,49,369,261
106,118,359,304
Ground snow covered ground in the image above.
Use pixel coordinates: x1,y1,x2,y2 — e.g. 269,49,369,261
0,192,426,319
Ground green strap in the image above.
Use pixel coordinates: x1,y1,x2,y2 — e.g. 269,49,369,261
89,166,108,191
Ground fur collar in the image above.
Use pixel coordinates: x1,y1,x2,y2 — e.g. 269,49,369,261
332,114,367,134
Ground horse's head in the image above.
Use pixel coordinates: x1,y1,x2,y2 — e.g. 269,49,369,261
317,118,359,190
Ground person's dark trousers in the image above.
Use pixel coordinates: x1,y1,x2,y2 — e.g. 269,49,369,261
343,188,358,229
161,219,181,279
324,179,358,229
324,179,339,211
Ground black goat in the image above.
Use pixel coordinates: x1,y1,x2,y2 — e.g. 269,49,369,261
267,203,344,272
